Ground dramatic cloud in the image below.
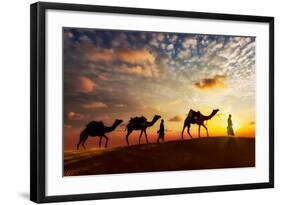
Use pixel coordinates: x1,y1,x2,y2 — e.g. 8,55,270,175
64,124,72,129
63,28,256,149
177,50,190,59
169,34,178,43
116,64,160,78
74,76,96,93
169,115,183,122
182,37,197,49
156,33,165,41
64,31,74,39
67,112,84,120
81,101,108,109
117,48,155,64
194,74,227,90
85,47,155,65
85,48,114,62
115,104,125,108
98,73,111,81
166,44,174,51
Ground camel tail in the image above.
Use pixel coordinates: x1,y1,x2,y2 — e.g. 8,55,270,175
77,128,88,150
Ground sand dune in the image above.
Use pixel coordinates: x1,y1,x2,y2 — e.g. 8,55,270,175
64,137,255,176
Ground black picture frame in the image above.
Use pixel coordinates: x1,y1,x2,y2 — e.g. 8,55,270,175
30,1,274,203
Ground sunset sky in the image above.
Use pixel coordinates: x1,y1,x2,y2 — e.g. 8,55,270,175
63,28,256,150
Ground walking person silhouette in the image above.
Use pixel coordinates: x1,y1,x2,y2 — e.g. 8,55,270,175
227,114,235,137
157,119,165,142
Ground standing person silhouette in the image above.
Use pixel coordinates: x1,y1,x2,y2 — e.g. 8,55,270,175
157,119,165,142
227,114,235,137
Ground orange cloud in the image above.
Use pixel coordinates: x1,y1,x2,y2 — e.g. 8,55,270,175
115,104,125,108
74,76,96,93
117,48,155,64
169,115,183,122
194,74,227,90
85,47,155,65
67,112,84,120
82,101,108,109
85,48,114,62
82,48,159,77
98,73,111,81
117,64,160,78
64,124,72,128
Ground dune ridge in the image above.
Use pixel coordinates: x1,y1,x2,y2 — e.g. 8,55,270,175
64,137,255,176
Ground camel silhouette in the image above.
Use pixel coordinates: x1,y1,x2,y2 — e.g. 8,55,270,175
125,115,161,145
181,109,219,139
77,119,123,149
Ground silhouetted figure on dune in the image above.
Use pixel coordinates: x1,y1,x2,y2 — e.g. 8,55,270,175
77,119,123,149
125,115,161,145
157,119,165,142
182,109,219,139
227,114,235,137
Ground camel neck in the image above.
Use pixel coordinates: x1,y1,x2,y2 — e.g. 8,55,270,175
105,121,119,132
204,111,216,120
147,118,158,127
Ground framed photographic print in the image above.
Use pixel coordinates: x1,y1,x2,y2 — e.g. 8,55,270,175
30,2,274,203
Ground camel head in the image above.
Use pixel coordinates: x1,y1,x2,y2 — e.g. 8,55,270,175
212,109,219,117
151,115,161,124
213,109,219,113
113,119,123,127
153,115,161,122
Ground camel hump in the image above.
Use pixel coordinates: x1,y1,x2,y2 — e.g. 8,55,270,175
188,109,197,117
129,116,147,125
86,121,104,129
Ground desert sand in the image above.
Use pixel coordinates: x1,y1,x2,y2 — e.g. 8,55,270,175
64,137,255,176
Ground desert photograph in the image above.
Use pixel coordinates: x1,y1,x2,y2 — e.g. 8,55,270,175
63,28,256,176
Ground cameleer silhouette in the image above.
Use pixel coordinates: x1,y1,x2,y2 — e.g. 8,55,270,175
227,114,235,136
181,109,219,139
157,119,165,142
77,119,123,149
125,115,161,145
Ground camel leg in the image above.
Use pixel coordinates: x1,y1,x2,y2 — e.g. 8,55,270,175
138,130,144,144
198,125,201,138
81,136,88,149
77,138,83,150
99,136,103,148
181,125,186,140
77,129,88,150
202,124,209,137
125,130,133,146
187,124,193,139
144,129,149,144
103,135,109,148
